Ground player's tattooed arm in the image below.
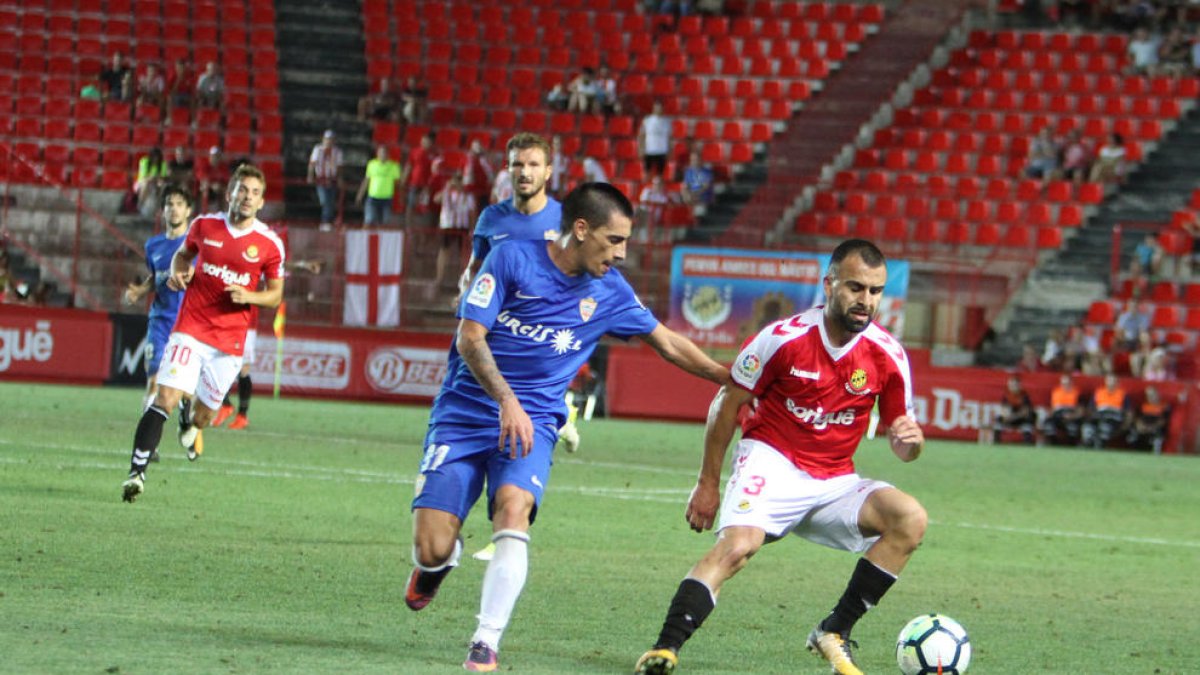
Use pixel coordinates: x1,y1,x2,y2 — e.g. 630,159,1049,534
642,323,732,385
457,319,534,458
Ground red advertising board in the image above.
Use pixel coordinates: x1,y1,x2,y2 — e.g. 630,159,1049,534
244,321,452,403
0,305,112,383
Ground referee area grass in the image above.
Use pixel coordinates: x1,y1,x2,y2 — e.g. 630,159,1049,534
2,380,1198,674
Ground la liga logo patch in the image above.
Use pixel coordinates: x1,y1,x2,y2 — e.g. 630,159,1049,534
467,273,496,308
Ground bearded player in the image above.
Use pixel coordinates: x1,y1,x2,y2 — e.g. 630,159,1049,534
636,239,926,675
121,164,285,502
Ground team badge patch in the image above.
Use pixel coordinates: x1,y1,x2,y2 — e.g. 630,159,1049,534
734,352,761,381
542,228,558,240
241,244,260,263
734,499,753,514
845,367,872,395
467,273,496,308
579,297,596,321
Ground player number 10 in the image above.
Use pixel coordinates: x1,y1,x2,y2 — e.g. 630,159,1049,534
168,343,192,366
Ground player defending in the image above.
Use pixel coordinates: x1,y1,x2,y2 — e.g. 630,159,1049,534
121,165,285,502
123,185,194,415
405,183,729,672
635,240,926,675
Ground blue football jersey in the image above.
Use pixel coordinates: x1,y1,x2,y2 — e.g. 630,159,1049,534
471,197,562,261
143,233,187,323
432,239,658,428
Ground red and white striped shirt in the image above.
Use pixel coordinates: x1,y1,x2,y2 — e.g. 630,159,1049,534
439,187,476,230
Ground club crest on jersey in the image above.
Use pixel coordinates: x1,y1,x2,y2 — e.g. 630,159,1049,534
734,499,753,514
241,244,260,263
579,297,596,322
467,273,496,308
845,368,872,395
734,352,761,380
542,228,558,240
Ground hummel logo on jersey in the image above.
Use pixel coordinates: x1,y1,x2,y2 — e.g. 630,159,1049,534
785,399,855,430
790,367,820,379
203,238,224,248
514,290,542,300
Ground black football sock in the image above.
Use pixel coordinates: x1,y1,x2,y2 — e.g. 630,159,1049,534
237,374,252,414
177,397,192,430
222,392,232,408
653,577,715,652
131,405,168,474
820,557,897,637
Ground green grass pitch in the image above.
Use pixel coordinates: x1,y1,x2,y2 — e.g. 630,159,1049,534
1,381,1197,673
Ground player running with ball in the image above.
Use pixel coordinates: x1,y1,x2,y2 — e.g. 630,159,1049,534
636,239,926,675
120,164,285,502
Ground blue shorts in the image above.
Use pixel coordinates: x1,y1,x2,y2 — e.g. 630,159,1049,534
412,422,560,525
143,316,175,374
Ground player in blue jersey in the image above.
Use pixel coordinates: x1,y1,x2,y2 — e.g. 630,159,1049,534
406,183,730,672
123,185,198,458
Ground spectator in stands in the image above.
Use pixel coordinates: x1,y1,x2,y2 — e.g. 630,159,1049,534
196,146,231,210
357,145,404,228
1157,25,1191,75
491,163,513,204
1056,0,1095,26
405,132,436,224
1059,130,1093,185
1128,329,1156,377
400,76,428,125
137,63,166,110
594,66,620,115
638,101,672,177
100,51,131,101
1089,132,1126,184
1078,326,1108,375
195,61,224,109
548,135,571,197
567,67,598,114
580,152,609,183
1126,386,1170,452
1142,347,1171,381
358,78,399,122
992,375,1036,444
166,58,192,113
1130,232,1164,279
463,139,495,209
1081,373,1131,448
1041,328,1066,371
1024,127,1059,182
1042,373,1085,445
1126,27,1160,75
1016,343,1043,372
134,147,169,219
434,172,476,291
682,151,715,208
1115,300,1151,350
308,130,344,229
167,146,194,193
1191,24,1200,75
545,81,569,112
637,175,673,241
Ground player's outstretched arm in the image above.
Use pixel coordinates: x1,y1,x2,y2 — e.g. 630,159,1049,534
642,323,732,386
457,319,534,458
888,415,924,462
124,277,152,305
687,384,753,532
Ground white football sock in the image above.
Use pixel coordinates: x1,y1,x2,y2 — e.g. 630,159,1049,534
471,529,530,650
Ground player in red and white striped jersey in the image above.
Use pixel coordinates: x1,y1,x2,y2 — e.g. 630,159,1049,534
121,164,286,503
637,240,927,675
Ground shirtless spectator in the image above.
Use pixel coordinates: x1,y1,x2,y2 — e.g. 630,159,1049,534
358,78,399,122
567,68,598,114
400,76,428,125
137,63,166,109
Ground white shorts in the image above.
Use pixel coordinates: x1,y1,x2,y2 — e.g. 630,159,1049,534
244,329,257,361
717,438,891,553
154,332,244,411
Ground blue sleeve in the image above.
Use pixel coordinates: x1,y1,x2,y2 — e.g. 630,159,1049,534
459,242,512,329
472,208,492,260
603,276,660,339
144,240,156,275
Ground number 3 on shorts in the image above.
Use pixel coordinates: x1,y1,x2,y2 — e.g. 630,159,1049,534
742,474,766,496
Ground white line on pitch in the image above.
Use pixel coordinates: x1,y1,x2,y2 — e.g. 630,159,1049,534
938,520,1200,549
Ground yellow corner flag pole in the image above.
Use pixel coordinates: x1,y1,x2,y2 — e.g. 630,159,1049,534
272,301,286,399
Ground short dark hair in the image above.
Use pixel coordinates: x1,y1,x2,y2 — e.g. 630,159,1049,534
506,132,552,164
829,238,886,271
560,182,633,235
161,183,193,209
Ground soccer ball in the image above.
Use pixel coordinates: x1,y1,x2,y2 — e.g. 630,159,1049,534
895,613,971,674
